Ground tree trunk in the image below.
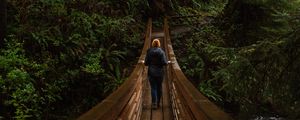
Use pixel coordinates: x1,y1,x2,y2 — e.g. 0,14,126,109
0,0,7,48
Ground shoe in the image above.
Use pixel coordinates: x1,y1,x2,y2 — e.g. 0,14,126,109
152,103,157,109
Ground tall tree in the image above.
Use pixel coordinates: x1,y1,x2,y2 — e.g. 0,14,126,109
0,0,7,48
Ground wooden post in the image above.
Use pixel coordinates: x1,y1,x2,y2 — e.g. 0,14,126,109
0,0,7,48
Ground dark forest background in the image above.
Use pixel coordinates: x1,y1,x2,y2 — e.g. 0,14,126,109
0,0,299,119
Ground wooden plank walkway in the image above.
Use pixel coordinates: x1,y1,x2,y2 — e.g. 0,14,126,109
141,74,172,120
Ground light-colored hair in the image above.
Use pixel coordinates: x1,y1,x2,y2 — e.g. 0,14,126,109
152,39,161,47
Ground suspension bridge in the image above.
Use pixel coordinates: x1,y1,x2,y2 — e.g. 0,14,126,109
77,17,232,120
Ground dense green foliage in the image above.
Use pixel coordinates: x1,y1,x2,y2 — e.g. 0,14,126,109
1,0,300,119
172,0,300,119
0,0,148,119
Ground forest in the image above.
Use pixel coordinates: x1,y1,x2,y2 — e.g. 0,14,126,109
0,0,299,120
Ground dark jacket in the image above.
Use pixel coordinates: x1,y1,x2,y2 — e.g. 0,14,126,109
145,47,168,77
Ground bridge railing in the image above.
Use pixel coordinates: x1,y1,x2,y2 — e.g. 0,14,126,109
77,18,152,120
164,17,232,120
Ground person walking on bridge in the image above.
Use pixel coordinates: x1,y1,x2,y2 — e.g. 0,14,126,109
143,39,169,109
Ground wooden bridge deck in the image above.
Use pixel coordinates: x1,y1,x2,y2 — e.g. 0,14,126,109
77,18,233,120
141,74,172,120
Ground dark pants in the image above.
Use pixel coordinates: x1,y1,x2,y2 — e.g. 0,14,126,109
148,76,163,105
